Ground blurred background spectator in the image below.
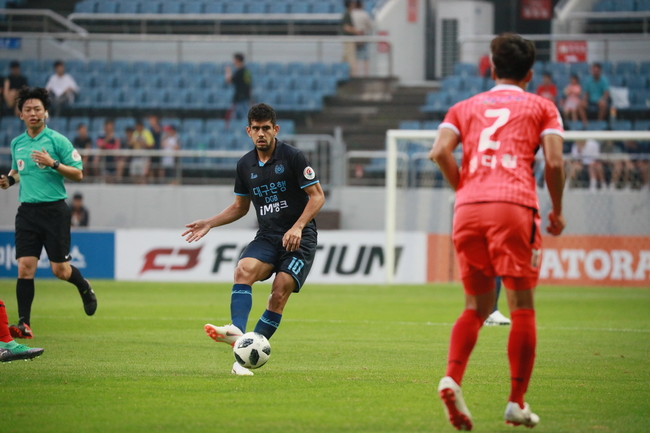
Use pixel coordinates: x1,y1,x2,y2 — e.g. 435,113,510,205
536,72,557,104
96,119,124,183
45,60,79,116
583,63,610,121
161,125,181,185
72,123,92,170
562,74,587,128
3,61,28,115
568,139,605,192
69,192,89,227
351,0,374,77
225,53,251,122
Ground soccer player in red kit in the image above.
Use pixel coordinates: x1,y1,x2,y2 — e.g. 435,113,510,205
429,33,566,430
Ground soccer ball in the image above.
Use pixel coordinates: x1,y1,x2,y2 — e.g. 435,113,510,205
233,332,271,369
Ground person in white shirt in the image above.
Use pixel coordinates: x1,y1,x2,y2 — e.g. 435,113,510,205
569,139,605,191
45,60,79,116
350,1,374,77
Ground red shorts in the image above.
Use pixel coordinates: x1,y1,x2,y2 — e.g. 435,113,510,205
452,202,542,295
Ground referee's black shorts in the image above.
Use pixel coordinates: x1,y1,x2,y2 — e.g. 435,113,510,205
15,199,72,263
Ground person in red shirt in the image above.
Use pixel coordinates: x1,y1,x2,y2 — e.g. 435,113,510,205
536,72,558,104
429,33,566,431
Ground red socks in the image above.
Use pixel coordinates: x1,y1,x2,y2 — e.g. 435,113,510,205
508,309,537,407
0,299,12,343
445,309,483,385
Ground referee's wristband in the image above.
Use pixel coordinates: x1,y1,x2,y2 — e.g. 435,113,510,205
7,175,15,186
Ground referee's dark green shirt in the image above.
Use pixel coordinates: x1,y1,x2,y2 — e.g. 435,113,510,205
10,126,83,203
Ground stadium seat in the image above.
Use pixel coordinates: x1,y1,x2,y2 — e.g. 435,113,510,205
609,75,625,87
88,60,108,74
292,76,316,92
74,0,97,13
625,75,648,89
399,121,421,130
141,1,161,14
97,1,119,14
132,61,153,75
247,2,266,14
161,1,183,14
118,0,139,14
277,119,295,135
593,0,614,12
566,120,585,131
315,76,338,95
462,76,484,94
640,62,650,75
309,62,329,76
613,0,635,11
546,62,567,76
264,62,285,76
599,61,614,76
441,76,462,92
630,90,650,110
453,63,478,77
422,120,441,130
290,3,310,13
638,0,650,11
287,62,308,76
205,119,226,132
421,92,450,112
610,120,632,130
183,1,202,14
634,119,650,130
198,62,218,76
616,61,637,76
89,116,107,135
586,120,608,131
46,117,68,133
204,2,223,13
181,118,205,134
311,3,331,13
223,1,246,13
569,62,590,76
331,63,350,80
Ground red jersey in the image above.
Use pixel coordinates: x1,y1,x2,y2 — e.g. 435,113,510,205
536,83,557,102
440,84,563,210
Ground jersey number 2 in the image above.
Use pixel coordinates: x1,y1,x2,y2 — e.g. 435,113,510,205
478,108,510,152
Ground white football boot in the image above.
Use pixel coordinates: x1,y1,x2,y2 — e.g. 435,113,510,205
438,376,473,431
504,402,539,428
204,324,243,347
231,361,254,376
484,310,511,326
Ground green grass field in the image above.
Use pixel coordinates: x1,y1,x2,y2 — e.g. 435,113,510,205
1,280,649,433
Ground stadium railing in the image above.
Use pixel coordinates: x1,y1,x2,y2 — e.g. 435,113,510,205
0,8,88,34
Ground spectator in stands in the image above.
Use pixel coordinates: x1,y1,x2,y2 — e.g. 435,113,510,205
342,0,358,75
562,74,587,127
225,53,252,122
582,63,610,121
69,192,89,227
147,115,163,182
96,119,124,183
351,1,374,77
45,60,79,117
161,125,181,184
129,119,154,184
536,72,557,104
609,140,650,191
72,123,93,172
4,61,28,115
568,139,605,192
478,54,491,78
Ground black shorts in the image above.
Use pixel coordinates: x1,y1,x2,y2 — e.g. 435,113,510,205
240,229,317,292
15,200,72,263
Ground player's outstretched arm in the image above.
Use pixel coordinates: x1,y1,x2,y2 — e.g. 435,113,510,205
542,134,566,236
182,195,251,243
429,128,461,191
0,170,20,190
283,182,325,252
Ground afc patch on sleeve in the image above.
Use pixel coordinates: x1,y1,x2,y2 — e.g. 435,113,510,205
72,149,82,162
303,166,316,180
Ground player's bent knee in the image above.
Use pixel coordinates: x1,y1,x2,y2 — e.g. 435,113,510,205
51,263,71,280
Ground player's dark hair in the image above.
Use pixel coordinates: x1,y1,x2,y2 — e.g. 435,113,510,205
490,33,535,81
17,86,50,112
234,53,245,63
248,103,276,126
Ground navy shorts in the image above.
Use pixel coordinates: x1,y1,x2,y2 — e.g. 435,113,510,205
15,200,72,263
240,229,317,292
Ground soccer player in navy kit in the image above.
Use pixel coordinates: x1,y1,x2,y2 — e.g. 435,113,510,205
183,103,325,375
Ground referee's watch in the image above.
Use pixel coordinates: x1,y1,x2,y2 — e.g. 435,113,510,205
52,160,60,170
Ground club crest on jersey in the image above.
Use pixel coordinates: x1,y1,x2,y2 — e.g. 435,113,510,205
36,162,46,169
72,149,81,162
275,164,285,174
303,166,315,180
17,159,25,171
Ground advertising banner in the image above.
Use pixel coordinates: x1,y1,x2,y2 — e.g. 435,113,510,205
520,0,552,20
115,229,427,284
427,234,650,287
0,230,115,279
556,41,587,63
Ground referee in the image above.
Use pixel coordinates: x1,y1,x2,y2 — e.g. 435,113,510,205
0,86,96,339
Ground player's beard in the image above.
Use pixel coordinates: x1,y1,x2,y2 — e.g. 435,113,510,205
255,139,272,152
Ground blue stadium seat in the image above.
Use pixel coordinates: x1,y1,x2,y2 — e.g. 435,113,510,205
74,0,97,13
161,1,183,14
630,90,650,110
399,121,421,130
613,0,635,11
311,2,331,13
546,62,567,76
46,117,68,133
569,62,589,76
290,3,310,13
97,1,119,13
331,62,350,80
177,62,197,76
422,121,441,130
287,62,308,76
554,74,570,91
88,59,108,74
638,0,650,11
141,1,161,14
205,119,226,132
640,61,650,75
98,88,120,108
315,76,338,95
68,117,91,131
247,2,266,14
119,90,137,108
483,78,496,90
269,75,292,91
309,62,329,76
198,62,218,76
449,92,473,105
421,92,450,113
566,120,585,131
223,1,246,13
462,76,484,94
598,61,613,76
634,119,650,130
89,116,107,136
610,120,632,130
302,93,324,111
204,2,223,13
616,61,637,75
183,1,203,14
292,76,316,92
118,0,139,13
0,131,8,148
586,120,608,131
609,75,625,87
441,76,462,91
154,61,174,75
181,118,204,134
264,62,285,76
593,0,614,12
625,75,647,89
108,60,129,74
132,61,153,75
453,63,478,76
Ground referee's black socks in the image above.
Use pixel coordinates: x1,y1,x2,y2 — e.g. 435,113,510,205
16,278,35,326
68,265,90,293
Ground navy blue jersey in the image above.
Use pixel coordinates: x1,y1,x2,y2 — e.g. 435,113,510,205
235,140,319,234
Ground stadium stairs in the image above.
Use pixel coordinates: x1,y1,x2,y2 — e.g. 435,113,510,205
304,77,437,151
